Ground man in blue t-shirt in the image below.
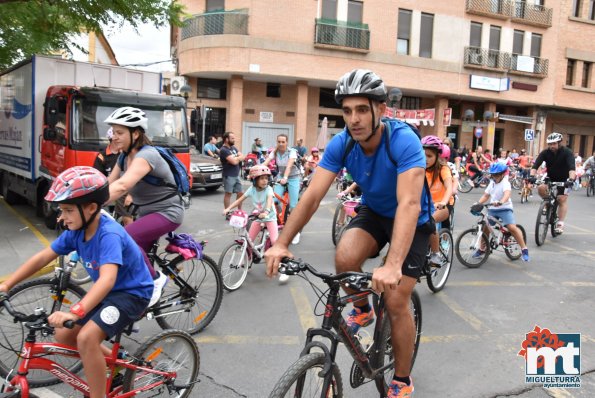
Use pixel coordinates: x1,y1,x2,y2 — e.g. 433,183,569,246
265,69,431,398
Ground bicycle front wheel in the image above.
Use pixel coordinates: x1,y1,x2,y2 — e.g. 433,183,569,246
550,202,560,238
427,229,453,292
587,180,593,197
123,329,200,398
458,176,473,193
455,228,490,268
154,254,223,335
218,241,250,291
331,203,347,246
535,201,549,246
0,278,86,387
371,290,422,395
268,352,343,398
504,225,526,260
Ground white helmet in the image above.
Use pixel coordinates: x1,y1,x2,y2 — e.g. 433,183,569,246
104,107,148,131
546,132,563,144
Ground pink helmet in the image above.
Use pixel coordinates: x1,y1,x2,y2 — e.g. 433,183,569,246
249,165,272,180
44,166,109,205
421,135,443,153
440,143,450,159
311,147,319,153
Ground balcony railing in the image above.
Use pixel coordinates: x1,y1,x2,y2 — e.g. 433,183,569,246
314,19,370,51
464,47,548,77
181,8,249,40
466,0,552,27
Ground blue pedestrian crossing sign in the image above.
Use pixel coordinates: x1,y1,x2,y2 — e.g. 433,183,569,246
524,129,535,141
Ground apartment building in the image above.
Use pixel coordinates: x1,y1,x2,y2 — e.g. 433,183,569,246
173,0,595,157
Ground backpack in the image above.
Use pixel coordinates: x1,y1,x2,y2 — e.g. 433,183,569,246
341,118,435,230
118,146,191,208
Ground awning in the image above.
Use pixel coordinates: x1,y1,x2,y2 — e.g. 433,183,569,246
385,108,435,126
497,114,534,124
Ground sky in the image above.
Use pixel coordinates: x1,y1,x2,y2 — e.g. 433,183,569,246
105,22,174,73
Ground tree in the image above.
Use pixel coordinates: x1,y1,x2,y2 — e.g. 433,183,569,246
0,0,185,69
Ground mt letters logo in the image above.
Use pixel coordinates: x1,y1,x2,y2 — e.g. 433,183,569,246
518,325,581,388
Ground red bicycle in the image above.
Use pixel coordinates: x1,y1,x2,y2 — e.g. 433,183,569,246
0,294,200,398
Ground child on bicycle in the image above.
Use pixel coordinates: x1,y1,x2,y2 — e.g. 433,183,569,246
223,165,287,283
472,162,530,262
421,135,453,265
0,166,153,398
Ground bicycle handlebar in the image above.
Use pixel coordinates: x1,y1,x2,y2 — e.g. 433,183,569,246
0,292,75,329
279,258,374,291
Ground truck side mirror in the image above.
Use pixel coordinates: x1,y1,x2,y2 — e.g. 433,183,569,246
44,97,59,128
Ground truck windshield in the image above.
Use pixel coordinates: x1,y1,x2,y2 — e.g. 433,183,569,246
71,99,189,150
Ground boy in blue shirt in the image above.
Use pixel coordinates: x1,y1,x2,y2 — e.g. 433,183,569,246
0,166,153,398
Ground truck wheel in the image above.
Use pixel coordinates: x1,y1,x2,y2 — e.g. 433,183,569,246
1,174,21,205
42,201,58,230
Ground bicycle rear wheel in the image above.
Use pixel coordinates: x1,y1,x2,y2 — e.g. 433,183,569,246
123,329,199,398
455,228,490,268
218,241,250,291
504,225,526,260
0,278,86,387
458,176,473,193
154,254,223,335
331,203,347,246
268,352,343,398
371,290,422,395
427,229,453,292
535,201,549,246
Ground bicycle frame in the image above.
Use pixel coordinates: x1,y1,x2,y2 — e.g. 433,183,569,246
4,327,173,398
272,183,290,225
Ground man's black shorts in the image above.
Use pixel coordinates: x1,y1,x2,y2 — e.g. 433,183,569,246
345,205,430,279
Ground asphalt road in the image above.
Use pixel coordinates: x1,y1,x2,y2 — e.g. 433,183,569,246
0,180,594,398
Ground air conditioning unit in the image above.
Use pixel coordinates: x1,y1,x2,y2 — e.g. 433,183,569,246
170,76,186,95
469,52,483,65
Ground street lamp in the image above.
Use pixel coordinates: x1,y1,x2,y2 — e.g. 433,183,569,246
388,87,403,108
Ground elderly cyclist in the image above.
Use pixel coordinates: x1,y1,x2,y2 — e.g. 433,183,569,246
265,69,432,398
529,132,576,234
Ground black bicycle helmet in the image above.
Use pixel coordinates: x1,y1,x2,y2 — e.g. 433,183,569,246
334,69,387,104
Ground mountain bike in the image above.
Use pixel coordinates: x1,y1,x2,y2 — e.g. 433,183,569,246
519,177,532,204
218,212,280,291
534,179,566,246
268,259,421,398
331,196,361,246
455,204,526,268
0,293,200,398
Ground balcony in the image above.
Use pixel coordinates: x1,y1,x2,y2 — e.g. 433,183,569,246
464,47,548,77
314,19,370,52
511,1,553,28
181,8,249,40
465,0,552,27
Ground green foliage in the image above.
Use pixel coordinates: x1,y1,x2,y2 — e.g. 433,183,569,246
0,0,186,69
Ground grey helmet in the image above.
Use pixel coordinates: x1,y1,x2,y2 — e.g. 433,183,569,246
335,69,387,104
546,132,563,144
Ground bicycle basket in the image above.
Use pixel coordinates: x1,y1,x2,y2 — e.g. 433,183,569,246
229,210,248,228
343,200,359,218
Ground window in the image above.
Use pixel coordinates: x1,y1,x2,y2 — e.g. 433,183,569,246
399,96,421,110
206,0,224,11
566,59,576,85
347,0,363,23
319,88,341,109
489,25,501,50
397,9,412,55
469,22,482,47
419,13,434,58
530,33,542,57
266,83,281,98
590,0,595,19
582,62,592,88
322,0,337,19
197,78,227,99
513,30,524,54
572,0,582,17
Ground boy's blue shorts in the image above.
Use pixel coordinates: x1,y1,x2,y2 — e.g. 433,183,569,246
488,208,516,226
76,291,149,338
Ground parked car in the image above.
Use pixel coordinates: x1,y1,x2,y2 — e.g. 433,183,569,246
190,148,223,191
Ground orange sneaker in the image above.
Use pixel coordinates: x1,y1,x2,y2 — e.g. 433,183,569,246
346,307,374,334
387,378,414,398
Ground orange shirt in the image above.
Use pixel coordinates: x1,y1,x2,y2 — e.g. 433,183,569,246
426,165,453,205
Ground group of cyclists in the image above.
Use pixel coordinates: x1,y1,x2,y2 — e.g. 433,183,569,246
0,66,580,398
